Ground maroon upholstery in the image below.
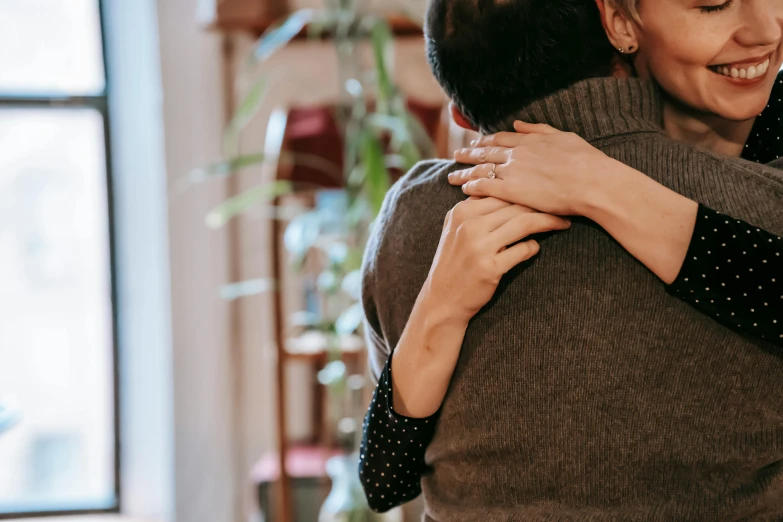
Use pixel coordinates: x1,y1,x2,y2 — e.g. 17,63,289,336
282,100,443,189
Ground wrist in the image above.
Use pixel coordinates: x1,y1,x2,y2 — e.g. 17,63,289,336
575,158,637,224
418,285,472,331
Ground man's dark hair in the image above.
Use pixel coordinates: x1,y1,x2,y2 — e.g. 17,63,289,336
426,0,615,131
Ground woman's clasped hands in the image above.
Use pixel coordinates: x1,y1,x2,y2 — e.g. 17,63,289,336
449,120,623,217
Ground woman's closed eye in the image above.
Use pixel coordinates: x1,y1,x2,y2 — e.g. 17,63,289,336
698,0,733,14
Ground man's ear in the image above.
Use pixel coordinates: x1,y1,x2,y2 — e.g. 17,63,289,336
596,0,639,54
450,103,478,132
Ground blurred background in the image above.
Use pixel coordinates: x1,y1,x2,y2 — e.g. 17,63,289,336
0,1,475,521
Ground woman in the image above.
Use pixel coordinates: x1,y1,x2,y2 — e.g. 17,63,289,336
360,0,783,512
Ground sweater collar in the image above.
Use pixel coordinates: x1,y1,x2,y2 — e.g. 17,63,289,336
484,77,665,141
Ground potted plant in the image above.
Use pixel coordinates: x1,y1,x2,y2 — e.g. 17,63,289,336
191,1,433,519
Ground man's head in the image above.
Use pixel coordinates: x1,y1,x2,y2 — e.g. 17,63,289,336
426,0,616,131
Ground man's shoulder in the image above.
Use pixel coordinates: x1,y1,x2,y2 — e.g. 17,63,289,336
610,131,783,191
393,158,461,194
371,159,464,265
600,132,783,231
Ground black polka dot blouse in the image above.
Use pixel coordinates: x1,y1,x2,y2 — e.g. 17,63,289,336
359,357,436,513
668,206,782,344
358,71,783,513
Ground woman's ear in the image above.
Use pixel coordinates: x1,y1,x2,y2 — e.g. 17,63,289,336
450,103,478,132
596,0,639,54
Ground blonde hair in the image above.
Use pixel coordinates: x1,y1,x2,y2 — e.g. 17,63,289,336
608,0,641,22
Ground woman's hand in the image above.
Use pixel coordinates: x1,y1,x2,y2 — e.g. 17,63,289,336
449,121,624,216
449,122,699,285
422,196,572,324
390,196,571,418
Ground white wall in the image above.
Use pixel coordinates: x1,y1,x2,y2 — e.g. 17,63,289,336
155,1,240,522
103,0,174,520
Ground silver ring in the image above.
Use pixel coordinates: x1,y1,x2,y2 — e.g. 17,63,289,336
487,163,496,179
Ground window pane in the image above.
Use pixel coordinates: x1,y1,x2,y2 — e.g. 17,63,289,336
0,0,105,95
0,109,115,513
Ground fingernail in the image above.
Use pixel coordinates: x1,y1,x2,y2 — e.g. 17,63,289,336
469,140,477,146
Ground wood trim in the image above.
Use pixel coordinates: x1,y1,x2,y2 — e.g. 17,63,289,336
202,10,422,38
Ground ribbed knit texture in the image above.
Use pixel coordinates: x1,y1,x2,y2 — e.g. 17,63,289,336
361,78,783,521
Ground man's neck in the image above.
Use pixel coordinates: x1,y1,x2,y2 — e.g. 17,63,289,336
662,101,755,158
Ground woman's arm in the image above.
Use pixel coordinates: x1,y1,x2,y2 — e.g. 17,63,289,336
668,205,781,343
450,122,782,345
359,197,570,512
358,356,438,512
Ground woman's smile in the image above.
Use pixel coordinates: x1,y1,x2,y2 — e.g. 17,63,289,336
708,54,771,81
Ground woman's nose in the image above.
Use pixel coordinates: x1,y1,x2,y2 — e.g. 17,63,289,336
737,0,783,48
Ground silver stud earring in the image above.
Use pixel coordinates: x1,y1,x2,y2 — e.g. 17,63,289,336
618,47,625,53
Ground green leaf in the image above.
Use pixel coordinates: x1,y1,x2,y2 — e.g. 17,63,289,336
317,360,347,386
205,180,292,229
284,209,325,257
189,153,267,183
249,10,315,65
401,106,437,159
224,78,268,157
360,132,390,217
317,269,340,294
305,9,345,39
344,247,366,273
335,302,364,336
341,270,362,300
187,151,342,189
370,18,395,110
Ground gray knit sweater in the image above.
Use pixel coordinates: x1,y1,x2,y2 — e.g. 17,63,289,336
361,78,783,521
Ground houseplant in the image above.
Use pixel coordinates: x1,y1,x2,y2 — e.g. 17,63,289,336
191,1,433,519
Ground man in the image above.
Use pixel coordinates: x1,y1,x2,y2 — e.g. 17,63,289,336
361,0,783,519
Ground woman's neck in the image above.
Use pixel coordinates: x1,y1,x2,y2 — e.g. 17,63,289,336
663,101,756,158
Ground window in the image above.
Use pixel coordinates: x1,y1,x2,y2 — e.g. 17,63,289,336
0,0,119,516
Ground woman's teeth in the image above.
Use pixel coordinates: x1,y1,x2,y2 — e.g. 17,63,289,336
713,58,770,80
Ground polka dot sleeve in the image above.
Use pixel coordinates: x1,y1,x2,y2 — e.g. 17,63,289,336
742,70,783,164
668,205,782,346
358,355,438,513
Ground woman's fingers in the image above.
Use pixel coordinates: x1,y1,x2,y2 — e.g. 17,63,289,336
454,145,511,165
495,240,541,273
490,213,571,252
478,203,536,233
449,196,511,224
470,132,526,148
513,121,559,135
448,164,499,186
461,178,504,199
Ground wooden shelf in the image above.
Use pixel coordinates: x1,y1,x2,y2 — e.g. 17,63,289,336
199,0,422,36
198,0,288,33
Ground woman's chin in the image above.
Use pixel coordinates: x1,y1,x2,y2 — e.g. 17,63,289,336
711,102,768,123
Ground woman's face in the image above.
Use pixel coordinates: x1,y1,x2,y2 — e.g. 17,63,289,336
632,0,783,121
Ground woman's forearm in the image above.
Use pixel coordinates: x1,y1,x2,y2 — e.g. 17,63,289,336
579,159,699,284
390,285,470,418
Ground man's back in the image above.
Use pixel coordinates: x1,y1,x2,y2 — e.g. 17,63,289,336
361,79,783,521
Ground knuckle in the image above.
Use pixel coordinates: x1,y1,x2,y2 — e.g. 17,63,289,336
477,256,496,275
456,220,479,240
451,202,469,223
